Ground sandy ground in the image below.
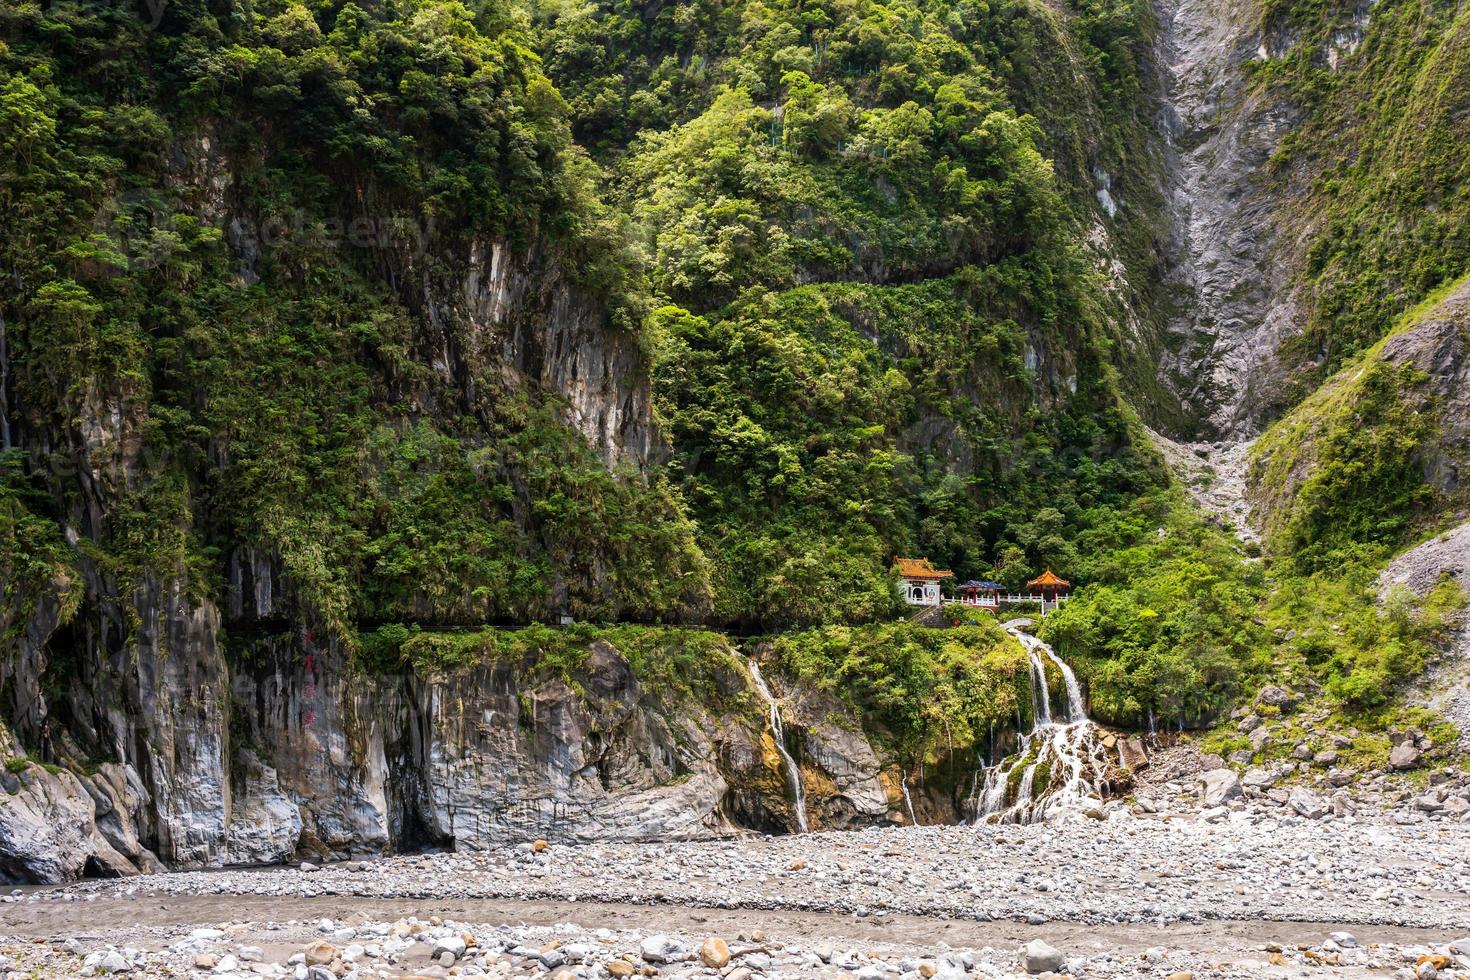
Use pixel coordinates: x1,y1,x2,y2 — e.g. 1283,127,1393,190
3,891,1461,954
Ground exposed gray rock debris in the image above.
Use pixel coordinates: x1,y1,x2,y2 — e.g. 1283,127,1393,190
7,814,1470,977
1153,0,1303,436
1382,519,1470,753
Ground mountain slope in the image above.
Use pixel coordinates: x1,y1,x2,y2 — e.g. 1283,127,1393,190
0,0,1468,883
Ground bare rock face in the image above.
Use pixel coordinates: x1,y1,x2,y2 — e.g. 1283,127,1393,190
229,638,392,860
786,687,893,828
69,578,235,869
398,642,740,845
82,763,162,874
0,626,921,882
1380,516,1470,755
226,751,305,865
0,760,137,883
455,239,655,469
1153,0,1304,436
1380,519,1470,600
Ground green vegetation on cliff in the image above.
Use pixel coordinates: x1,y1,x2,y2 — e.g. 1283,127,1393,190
1258,0,1470,390
0,451,78,644
1040,489,1265,727
534,0,1173,627
357,621,743,701
0,0,708,633
771,617,1027,765
1253,359,1437,571
3,0,1465,791
1250,279,1470,569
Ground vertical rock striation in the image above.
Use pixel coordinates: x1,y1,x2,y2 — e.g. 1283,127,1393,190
0,624,926,883
1153,0,1302,437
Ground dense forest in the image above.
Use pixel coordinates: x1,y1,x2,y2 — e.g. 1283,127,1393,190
0,0,1176,638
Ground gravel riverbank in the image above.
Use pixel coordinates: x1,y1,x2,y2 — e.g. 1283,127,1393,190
3,809,1469,978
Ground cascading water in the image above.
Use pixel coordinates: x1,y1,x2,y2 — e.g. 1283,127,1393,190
967,620,1111,824
747,658,809,833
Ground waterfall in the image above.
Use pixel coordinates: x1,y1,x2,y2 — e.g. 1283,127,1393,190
747,658,809,833
1024,637,1053,726
901,777,917,825
1039,640,1086,720
970,620,1109,824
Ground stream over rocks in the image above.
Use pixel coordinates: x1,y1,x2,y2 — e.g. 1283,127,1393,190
748,658,810,833
968,621,1110,823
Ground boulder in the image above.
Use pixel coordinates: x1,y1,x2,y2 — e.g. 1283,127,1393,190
1241,767,1276,790
1289,787,1328,819
699,938,730,969
1019,940,1065,974
303,942,336,966
1197,769,1242,808
1118,737,1149,771
1256,685,1296,709
432,936,467,961
1389,741,1422,771
639,935,687,963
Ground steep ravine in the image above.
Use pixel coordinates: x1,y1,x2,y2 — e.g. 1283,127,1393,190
1152,0,1302,438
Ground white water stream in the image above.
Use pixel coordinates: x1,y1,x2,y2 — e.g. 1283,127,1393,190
969,621,1110,824
901,778,917,825
747,658,809,833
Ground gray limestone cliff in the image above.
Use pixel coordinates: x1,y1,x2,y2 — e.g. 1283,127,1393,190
0,627,924,884
1150,0,1303,437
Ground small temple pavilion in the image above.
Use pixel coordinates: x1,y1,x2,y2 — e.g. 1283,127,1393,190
892,557,952,606
1027,569,1072,612
896,561,1074,614
956,580,1005,608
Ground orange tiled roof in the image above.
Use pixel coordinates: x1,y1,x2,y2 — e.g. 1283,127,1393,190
1027,569,1071,588
893,557,954,580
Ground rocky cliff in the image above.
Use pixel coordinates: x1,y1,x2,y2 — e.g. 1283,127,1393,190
1248,277,1470,556
0,626,937,883
3,0,1467,891
1151,0,1303,436
1142,0,1469,440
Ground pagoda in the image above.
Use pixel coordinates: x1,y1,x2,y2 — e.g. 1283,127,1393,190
893,557,953,606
